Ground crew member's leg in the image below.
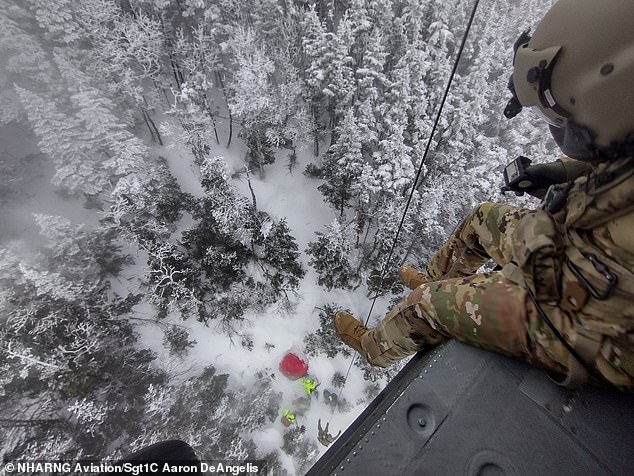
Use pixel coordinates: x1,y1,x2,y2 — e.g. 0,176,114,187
426,202,531,280
357,272,569,375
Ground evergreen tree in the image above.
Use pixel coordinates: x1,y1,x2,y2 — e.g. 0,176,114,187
300,6,330,154
25,0,80,44
304,304,353,358
55,53,149,178
162,325,197,358
76,0,165,101
319,109,365,215
0,238,165,461
261,219,306,299
145,241,203,318
243,130,277,176
0,2,55,124
133,366,258,460
15,86,108,196
281,424,319,473
34,214,130,280
307,219,359,290
165,82,216,163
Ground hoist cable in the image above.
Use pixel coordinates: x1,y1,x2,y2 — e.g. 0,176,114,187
362,0,482,327
333,0,482,419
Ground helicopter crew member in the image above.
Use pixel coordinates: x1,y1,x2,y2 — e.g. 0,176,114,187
335,0,634,389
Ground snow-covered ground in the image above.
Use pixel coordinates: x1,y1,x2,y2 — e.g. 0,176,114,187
152,126,395,474
0,120,396,475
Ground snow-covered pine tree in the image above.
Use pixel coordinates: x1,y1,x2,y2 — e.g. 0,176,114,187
307,218,359,290
162,325,197,357
76,0,165,98
0,1,55,124
74,0,167,139
299,5,330,155
281,424,320,474
319,109,365,216
165,82,216,163
133,366,258,461
25,0,81,44
261,218,306,300
355,28,390,147
54,53,149,179
304,304,353,358
15,86,109,196
0,237,165,462
195,156,256,250
34,214,129,281
145,241,203,319
228,28,277,175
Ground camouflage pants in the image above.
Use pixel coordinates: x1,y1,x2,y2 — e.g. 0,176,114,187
361,202,569,375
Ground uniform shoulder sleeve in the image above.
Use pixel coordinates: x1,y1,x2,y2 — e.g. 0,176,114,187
557,156,593,181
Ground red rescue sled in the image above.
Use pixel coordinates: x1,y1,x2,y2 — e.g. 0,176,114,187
279,348,309,380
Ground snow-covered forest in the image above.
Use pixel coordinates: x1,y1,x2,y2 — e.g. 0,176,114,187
0,0,557,473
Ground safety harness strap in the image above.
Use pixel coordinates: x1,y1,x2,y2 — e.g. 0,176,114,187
503,262,602,388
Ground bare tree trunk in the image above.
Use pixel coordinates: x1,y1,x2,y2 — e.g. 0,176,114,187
255,134,265,179
328,98,337,145
287,147,297,174
362,214,373,246
355,201,365,247
356,233,379,275
146,112,163,145
161,87,173,108
170,57,184,91
312,104,320,157
330,121,338,145
141,105,163,145
141,108,155,141
215,71,233,148
339,183,346,217
227,112,233,148
205,103,220,145
244,167,258,212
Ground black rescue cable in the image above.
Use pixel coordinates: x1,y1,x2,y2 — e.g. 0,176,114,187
334,0,482,408
362,0,482,327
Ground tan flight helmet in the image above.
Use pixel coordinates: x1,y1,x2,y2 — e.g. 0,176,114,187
504,0,634,160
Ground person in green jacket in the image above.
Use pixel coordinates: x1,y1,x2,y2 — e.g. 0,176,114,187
281,409,296,426
300,376,320,396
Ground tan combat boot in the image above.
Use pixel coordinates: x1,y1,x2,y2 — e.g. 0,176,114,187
398,265,429,290
334,310,369,357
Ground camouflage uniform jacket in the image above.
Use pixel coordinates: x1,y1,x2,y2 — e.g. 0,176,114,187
507,155,634,386
357,157,633,389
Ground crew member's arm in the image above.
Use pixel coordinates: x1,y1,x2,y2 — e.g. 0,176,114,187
504,156,592,200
